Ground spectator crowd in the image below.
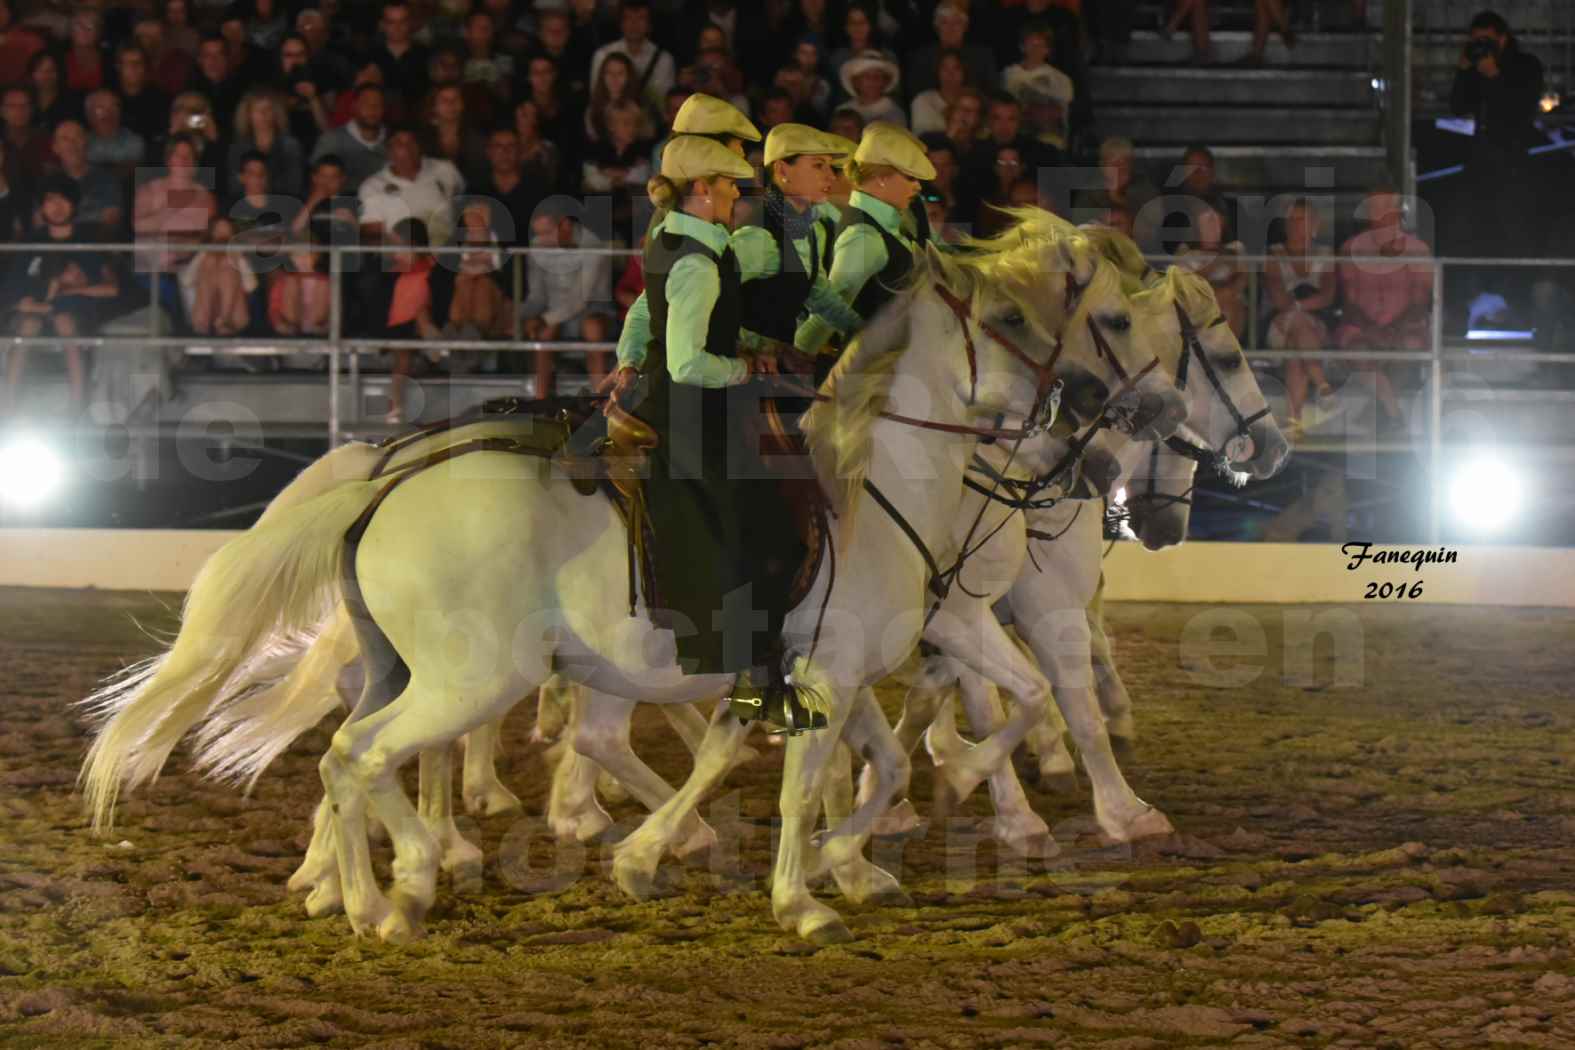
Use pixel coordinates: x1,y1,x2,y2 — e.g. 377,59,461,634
0,0,1443,432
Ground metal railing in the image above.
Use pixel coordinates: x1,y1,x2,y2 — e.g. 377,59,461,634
5,242,1574,543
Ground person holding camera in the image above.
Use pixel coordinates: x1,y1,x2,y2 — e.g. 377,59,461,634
1450,9,1543,258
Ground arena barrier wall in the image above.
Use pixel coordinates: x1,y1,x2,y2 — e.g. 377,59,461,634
1,530,1571,608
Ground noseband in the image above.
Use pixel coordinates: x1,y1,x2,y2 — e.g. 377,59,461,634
1173,301,1272,460
1125,304,1273,532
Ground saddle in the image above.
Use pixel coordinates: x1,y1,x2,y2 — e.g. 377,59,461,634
365,394,830,625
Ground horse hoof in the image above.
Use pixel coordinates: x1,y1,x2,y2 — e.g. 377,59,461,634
465,785,524,817
596,772,630,805
804,918,855,946
288,862,329,895
443,852,483,889
672,821,719,862
1001,830,1060,859
867,887,914,909
1117,806,1175,843
552,807,613,845
1038,769,1079,795
378,909,423,944
872,798,924,838
612,857,660,902
304,882,344,918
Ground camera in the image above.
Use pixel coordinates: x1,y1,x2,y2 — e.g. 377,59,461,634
186,113,208,130
1466,38,1498,62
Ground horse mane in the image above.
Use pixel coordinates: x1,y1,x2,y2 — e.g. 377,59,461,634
1077,222,1224,327
801,206,1103,528
1155,264,1223,326
802,287,912,523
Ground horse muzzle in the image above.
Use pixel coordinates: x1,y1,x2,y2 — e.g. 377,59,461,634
1244,420,1292,480
1136,513,1188,551
1111,388,1187,442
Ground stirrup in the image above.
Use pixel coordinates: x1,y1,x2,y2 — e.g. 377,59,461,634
730,673,827,736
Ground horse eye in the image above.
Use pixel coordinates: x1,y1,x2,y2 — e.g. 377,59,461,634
1001,311,1026,327
1104,315,1131,333
1214,353,1242,371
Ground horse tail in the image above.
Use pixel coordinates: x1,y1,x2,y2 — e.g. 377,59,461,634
190,603,359,793
79,480,384,832
253,441,385,528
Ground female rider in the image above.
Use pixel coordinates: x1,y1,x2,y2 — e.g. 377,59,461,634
639,135,823,732
794,123,936,358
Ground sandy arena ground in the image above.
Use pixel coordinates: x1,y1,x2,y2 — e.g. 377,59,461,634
3,586,1575,1049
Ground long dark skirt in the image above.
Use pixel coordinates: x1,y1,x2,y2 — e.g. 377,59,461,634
641,377,806,676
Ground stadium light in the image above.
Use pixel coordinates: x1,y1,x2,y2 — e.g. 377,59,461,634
0,434,66,511
1449,453,1521,534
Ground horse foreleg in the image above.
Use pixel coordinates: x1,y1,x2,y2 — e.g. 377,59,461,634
921,608,1051,818
1088,571,1136,754
855,653,953,835
1011,585,1172,843
952,664,1052,852
815,687,913,906
572,689,715,860
770,674,858,944
665,701,762,777
611,695,747,900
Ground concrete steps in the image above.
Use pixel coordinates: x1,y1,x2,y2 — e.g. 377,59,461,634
1101,104,1382,146
1092,66,1377,107
1116,29,1378,69
1133,145,1391,189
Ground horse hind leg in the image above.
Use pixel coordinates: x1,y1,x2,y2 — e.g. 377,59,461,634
333,673,527,942
461,718,523,816
298,617,409,922
419,746,483,889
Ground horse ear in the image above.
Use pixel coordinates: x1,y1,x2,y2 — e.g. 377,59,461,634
1056,238,1085,283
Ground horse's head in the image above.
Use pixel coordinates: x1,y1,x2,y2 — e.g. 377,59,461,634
927,211,1186,442
1159,266,1290,481
1123,436,1200,551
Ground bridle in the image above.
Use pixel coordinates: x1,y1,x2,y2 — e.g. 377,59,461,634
1123,303,1270,533
1170,301,1271,466
929,272,1081,442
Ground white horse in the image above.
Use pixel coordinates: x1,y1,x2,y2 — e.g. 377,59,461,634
81,214,1184,944
887,260,1290,841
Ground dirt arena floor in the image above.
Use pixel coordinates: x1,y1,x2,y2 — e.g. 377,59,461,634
3,587,1575,1049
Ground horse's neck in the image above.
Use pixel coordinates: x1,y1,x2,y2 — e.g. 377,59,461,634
860,325,975,559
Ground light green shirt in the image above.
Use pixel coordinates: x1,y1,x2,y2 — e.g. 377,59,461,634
650,210,749,388
617,204,859,368
729,212,863,339
794,190,916,354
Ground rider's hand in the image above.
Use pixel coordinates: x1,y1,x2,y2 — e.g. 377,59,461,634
779,348,817,376
747,353,779,377
598,366,639,414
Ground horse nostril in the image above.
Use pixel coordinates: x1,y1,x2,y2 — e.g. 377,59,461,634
1083,448,1121,493
1141,518,1185,550
1132,392,1164,430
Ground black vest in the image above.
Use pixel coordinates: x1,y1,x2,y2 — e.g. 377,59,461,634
817,214,837,274
738,205,818,344
643,224,742,381
837,205,913,321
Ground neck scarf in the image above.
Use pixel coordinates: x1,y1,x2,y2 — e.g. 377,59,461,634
764,186,816,243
